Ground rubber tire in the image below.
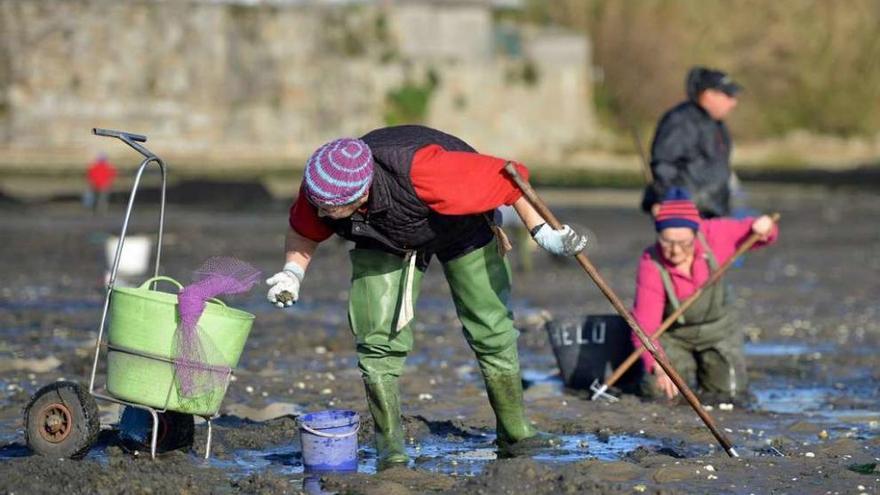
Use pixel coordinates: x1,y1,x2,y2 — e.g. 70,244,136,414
118,407,195,454
24,381,100,459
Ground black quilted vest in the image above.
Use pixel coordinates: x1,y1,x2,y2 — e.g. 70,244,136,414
323,125,490,258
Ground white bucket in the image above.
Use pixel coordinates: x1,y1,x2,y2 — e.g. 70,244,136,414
105,235,152,277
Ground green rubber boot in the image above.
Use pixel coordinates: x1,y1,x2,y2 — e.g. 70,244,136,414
348,249,423,470
484,371,558,457
364,377,409,470
441,240,556,457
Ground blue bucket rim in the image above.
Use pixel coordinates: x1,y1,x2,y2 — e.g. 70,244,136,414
299,409,359,430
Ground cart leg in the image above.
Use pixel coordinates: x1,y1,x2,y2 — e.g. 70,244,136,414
148,409,159,460
205,418,213,460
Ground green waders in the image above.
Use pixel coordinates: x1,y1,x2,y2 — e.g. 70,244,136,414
348,239,540,468
645,233,747,402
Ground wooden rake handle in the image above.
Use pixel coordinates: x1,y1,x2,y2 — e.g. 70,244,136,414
503,162,740,458
600,212,781,391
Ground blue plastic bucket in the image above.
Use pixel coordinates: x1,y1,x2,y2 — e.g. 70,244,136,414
299,410,360,473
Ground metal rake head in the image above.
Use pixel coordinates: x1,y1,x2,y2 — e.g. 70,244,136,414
589,379,619,402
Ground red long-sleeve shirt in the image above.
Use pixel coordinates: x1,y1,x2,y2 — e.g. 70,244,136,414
288,144,529,242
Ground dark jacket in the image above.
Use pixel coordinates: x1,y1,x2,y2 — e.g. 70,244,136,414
641,101,732,218
323,125,492,267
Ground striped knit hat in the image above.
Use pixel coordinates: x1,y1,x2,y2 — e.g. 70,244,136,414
304,138,373,206
655,188,701,231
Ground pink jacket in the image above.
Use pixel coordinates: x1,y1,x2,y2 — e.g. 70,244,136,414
631,217,779,372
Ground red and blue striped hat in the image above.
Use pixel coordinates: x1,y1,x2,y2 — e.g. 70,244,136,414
655,188,701,231
304,138,373,206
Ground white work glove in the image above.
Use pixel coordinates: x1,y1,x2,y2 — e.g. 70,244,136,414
266,261,305,308
531,223,588,256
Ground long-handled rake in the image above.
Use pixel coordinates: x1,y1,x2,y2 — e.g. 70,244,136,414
590,212,780,402
504,162,741,458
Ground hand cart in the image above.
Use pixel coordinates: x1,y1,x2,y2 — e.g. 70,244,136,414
24,129,228,460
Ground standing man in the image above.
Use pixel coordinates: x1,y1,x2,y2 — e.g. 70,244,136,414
267,125,587,469
641,67,742,218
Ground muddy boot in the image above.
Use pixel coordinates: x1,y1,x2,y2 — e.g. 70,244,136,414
484,372,558,458
364,377,409,470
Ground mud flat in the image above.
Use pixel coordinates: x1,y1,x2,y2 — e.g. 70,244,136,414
1,184,878,493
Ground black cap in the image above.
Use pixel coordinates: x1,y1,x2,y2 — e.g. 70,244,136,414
686,67,742,99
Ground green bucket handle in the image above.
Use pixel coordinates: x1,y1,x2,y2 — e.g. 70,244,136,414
139,276,228,307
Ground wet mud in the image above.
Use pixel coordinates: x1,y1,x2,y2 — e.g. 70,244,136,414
1,184,878,494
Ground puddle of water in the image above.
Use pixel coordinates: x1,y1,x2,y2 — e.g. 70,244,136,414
208,443,305,477
0,423,115,462
412,432,659,475
821,409,880,421
744,341,834,357
535,433,660,463
521,368,561,384
0,418,20,448
410,434,494,475
754,385,880,433
754,387,830,414
0,443,29,459
521,368,565,399
0,429,657,479
206,443,358,494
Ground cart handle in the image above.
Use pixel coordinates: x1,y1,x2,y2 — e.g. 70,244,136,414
139,276,228,307
93,128,147,143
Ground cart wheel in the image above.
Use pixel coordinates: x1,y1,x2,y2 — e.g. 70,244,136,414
118,407,194,454
24,381,100,459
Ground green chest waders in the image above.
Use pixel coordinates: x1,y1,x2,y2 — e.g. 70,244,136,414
348,238,544,467
650,233,746,399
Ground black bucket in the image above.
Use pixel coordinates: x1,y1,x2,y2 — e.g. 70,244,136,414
545,314,644,391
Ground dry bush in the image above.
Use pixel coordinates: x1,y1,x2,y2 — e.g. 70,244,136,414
525,0,880,139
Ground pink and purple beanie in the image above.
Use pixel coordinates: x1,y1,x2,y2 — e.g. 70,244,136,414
304,138,373,206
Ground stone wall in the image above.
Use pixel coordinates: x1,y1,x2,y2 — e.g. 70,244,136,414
0,0,596,169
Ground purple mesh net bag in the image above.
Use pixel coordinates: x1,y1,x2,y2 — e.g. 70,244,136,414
174,257,260,406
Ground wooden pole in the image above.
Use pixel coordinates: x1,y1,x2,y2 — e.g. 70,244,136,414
628,124,654,184
595,213,780,397
504,162,740,458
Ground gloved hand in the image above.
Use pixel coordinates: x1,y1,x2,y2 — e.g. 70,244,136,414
750,214,775,241
266,261,305,308
531,223,588,256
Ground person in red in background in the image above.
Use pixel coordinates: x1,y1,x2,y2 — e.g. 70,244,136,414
631,188,778,405
265,125,588,469
86,153,117,214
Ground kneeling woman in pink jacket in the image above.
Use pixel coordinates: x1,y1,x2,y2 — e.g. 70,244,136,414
631,188,778,403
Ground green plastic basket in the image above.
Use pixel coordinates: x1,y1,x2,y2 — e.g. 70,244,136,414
106,276,255,416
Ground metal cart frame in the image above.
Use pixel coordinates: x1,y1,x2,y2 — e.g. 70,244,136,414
87,128,220,459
